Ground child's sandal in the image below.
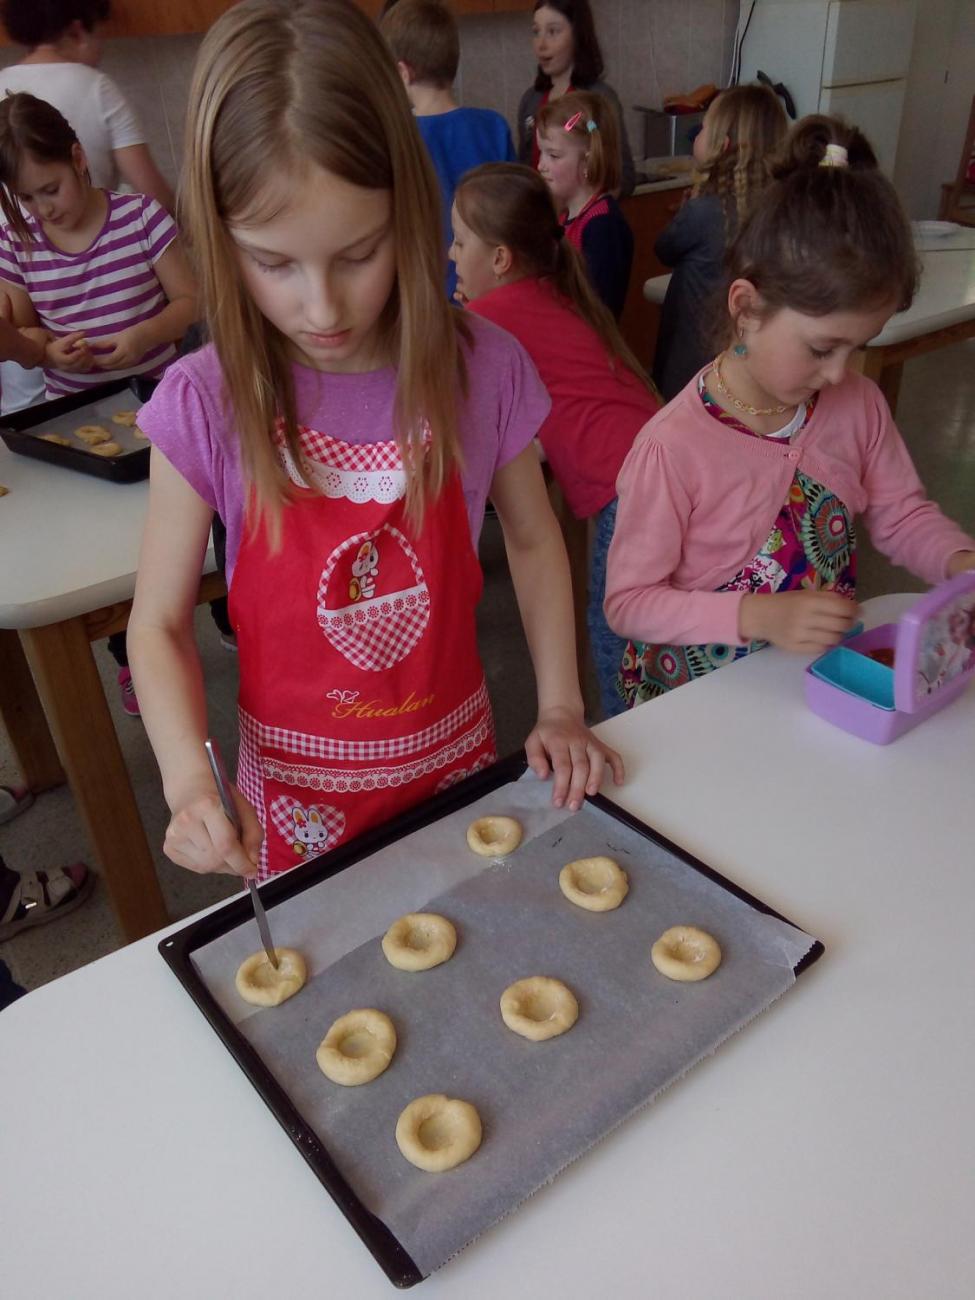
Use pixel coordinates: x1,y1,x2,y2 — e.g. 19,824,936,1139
0,785,34,826
0,864,93,941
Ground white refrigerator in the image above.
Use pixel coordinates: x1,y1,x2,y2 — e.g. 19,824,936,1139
737,0,917,174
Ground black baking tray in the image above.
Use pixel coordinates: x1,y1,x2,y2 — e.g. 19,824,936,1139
0,379,150,482
159,753,824,1289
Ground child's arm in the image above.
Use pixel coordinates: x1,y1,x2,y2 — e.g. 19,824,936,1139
92,242,198,371
490,445,625,810
0,279,90,373
127,448,262,876
605,433,857,653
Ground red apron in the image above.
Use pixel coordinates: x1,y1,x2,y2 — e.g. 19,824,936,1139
229,423,496,880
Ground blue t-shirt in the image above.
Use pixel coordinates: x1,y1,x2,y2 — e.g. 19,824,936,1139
416,107,516,298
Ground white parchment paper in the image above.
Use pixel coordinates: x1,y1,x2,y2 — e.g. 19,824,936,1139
188,776,817,1276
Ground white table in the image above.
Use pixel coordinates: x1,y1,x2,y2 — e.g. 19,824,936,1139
643,240,975,414
0,440,221,940
3,594,972,1299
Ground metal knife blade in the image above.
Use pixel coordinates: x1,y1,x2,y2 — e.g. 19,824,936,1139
204,738,278,969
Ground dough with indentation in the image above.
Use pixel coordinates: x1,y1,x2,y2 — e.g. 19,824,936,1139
316,1008,396,1085
74,424,110,445
559,856,628,911
382,912,456,971
235,947,307,1006
40,433,71,446
500,976,578,1041
88,440,123,457
466,815,522,857
111,409,139,426
651,926,721,981
395,1094,482,1171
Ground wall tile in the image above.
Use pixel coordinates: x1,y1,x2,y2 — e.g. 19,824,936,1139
457,15,506,113
97,37,172,182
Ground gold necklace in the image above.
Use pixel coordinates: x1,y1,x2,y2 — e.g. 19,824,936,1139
711,354,790,417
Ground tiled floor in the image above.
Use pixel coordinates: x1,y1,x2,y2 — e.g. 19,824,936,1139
2,338,974,993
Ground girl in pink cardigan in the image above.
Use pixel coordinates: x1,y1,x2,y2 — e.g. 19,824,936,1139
605,116,975,708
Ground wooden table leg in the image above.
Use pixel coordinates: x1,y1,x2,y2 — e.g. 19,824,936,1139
20,618,169,942
0,628,65,791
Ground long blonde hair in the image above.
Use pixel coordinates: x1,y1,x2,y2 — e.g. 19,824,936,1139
455,164,655,396
182,0,464,536
692,83,787,228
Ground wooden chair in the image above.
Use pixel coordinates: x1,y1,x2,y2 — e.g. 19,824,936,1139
939,94,975,227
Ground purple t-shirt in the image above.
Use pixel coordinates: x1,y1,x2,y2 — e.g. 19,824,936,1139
138,314,550,584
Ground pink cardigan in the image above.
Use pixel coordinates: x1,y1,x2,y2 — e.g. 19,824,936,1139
605,369,975,647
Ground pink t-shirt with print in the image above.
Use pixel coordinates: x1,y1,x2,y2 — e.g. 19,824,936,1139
138,315,551,584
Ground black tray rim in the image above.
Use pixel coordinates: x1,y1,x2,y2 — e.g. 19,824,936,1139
158,752,824,1288
1,378,150,483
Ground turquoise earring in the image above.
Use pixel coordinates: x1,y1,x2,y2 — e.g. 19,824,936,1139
733,342,748,357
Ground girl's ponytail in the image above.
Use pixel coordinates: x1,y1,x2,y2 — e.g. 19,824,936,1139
724,113,918,331
455,163,655,396
773,113,878,177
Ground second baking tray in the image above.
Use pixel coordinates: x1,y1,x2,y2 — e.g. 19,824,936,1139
160,755,823,1287
1,380,150,483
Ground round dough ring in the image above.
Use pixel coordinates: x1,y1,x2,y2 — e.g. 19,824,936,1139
559,856,629,911
111,409,139,426
500,976,578,1041
316,1008,397,1086
74,424,110,445
235,947,307,1006
395,1094,482,1172
651,926,722,982
466,815,522,857
88,440,123,457
382,912,457,971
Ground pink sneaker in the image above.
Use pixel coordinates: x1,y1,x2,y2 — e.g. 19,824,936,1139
117,667,141,717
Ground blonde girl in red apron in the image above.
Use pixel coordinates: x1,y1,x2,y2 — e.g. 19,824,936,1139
128,0,623,882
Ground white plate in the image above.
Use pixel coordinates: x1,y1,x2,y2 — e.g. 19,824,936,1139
913,220,962,238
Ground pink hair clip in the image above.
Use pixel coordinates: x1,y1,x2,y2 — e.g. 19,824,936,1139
563,111,583,132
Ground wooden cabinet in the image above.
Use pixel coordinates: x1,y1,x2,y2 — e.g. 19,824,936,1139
619,184,687,374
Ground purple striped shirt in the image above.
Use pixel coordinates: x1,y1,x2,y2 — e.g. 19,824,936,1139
0,191,178,398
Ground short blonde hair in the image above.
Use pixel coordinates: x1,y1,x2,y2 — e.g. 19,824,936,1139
536,89,621,197
182,0,464,536
380,0,458,88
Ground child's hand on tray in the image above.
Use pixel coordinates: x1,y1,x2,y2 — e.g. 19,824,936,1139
164,777,264,876
525,704,625,811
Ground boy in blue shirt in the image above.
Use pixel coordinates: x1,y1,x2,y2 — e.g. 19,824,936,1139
381,0,515,298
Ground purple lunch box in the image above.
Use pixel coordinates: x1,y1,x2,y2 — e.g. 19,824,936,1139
805,572,975,743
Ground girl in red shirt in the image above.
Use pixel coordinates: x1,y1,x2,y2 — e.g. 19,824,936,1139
451,162,660,718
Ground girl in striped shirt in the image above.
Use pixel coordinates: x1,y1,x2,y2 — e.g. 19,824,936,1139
0,91,196,399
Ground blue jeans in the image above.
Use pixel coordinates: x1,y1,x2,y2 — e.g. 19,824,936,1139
587,498,628,719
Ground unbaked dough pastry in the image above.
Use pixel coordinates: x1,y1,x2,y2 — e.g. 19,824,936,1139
74,424,110,445
0,484,8,497
111,409,139,427
316,1008,396,1085
39,433,71,446
132,426,149,439
559,856,629,911
88,440,123,457
382,912,457,971
500,976,578,1041
466,815,522,857
235,947,307,1006
651,926,721,982
395,1094,482,1172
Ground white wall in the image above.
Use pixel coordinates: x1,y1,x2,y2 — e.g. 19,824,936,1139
895,0,974,217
